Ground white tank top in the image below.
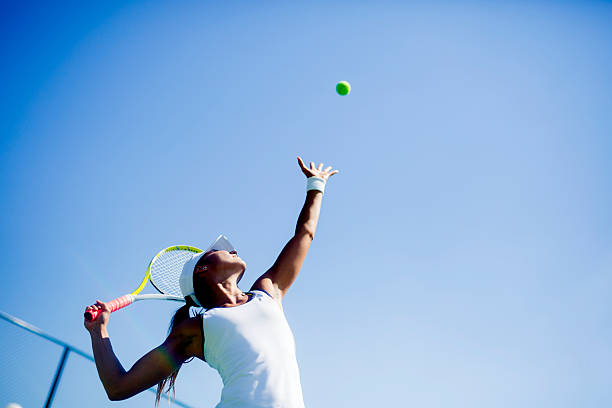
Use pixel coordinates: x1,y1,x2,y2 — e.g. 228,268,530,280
202,289,305,408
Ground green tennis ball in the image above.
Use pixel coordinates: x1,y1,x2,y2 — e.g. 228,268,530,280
336,81,351,96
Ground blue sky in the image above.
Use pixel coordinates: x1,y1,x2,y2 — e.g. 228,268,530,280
1,1,611,407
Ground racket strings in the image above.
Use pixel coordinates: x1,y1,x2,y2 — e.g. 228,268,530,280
149,249,198,297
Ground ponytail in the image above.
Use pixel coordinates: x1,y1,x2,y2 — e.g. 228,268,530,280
155,297,198,406
155,258,219,406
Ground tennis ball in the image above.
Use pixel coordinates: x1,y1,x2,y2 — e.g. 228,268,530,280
6,403,23,408
336,81,351,96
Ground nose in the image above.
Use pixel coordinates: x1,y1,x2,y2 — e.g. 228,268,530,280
229,250,237,255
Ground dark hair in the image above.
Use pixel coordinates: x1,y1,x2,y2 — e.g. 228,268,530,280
192,255,221,310
154,257,217,406
193,273,218,310
154,296,197,406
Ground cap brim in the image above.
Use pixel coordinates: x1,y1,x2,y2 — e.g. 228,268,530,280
204,235,235,253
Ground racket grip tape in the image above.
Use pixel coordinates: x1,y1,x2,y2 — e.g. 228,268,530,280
84,295,134,321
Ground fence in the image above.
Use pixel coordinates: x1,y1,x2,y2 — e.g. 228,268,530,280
0,310,192,408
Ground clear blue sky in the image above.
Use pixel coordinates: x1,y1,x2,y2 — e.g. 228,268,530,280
1,1,611,407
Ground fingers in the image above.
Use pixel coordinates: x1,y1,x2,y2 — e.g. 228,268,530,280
298,156,340,178
85,300,108,313
316,163,338,177
96,300,110,312
85,304,100,313
297,156,307,170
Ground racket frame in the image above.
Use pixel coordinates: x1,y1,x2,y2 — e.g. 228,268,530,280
84,245,203,321
146,245,203,296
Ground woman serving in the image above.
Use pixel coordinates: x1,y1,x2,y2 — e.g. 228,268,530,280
84,156,339,407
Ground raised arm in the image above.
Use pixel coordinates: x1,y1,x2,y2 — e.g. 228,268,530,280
251,157,338,301
84,301,203,401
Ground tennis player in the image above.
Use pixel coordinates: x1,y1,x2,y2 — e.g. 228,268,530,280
84,156,338,407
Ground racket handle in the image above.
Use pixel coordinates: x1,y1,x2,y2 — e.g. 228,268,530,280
84,295,135,321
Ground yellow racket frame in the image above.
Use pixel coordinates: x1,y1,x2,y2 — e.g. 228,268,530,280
134,245,203,296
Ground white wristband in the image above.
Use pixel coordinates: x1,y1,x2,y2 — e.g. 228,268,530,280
306,177,326,194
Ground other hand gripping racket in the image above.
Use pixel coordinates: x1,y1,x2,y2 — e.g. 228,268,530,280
84,245,202,321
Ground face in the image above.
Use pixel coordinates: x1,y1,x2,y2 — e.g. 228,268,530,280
194,249,246,282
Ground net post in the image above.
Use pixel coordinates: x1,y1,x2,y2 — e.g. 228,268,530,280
44,346,70,408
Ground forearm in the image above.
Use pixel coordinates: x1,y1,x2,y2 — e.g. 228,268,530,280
295,190,323,238
89,327,127,399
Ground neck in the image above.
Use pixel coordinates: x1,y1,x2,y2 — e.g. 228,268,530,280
211,281,249,307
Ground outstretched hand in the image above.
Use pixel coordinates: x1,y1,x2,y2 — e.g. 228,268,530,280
297,156,339,182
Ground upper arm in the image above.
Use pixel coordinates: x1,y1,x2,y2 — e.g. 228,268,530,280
111,316,203,400
250,231,313,301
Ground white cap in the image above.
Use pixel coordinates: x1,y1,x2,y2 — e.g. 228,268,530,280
179,235,236,306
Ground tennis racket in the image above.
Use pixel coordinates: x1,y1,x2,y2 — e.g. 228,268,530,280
84,245,203,321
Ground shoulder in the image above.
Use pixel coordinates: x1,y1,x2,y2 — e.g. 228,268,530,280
250,277,283,304
172,315,203,335
250,282,284,311
165,315,204,361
